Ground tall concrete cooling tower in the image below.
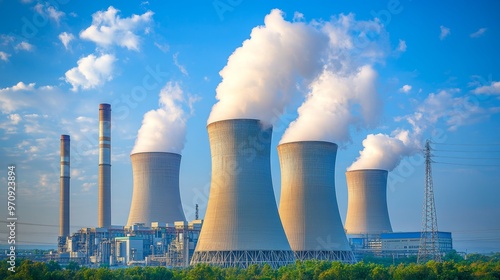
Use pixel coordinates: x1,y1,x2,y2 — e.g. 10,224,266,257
190,119,295,268
344,169,393,235
98,103,111,228
278,141,355,262
59,135,70,237
126,152,186,226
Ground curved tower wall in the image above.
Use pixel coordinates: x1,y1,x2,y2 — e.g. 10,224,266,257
126,152,186,226
59,135,70,237
278,141,355,262
191,119,294,268
344,169,393,235
98,103,111,228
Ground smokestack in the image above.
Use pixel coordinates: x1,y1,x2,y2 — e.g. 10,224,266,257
278,141,355,262
191,119,294,268
126,152,186,226
59,135,70,237
344,169,393,235
98,103,111,228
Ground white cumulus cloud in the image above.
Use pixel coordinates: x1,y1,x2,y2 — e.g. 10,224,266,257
12,82,36,91
0,51,10,61
59,32,75,50
34,2,65,24
80,6,154,51
8,114,22,125
64,53,116,91
473,81,500,95
397,39,407,52
15,41,34,52
405,89,500,132
470,27,487,38
440,25,450,40
399,84,412,93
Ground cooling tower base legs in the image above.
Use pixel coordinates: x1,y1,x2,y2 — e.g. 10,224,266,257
293,250,356,263
190,250,295,268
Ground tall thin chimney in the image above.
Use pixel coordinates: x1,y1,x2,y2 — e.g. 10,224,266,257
98,104,111,228
59,135,70,237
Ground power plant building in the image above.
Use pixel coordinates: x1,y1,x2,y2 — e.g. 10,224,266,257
191,119,295,268
53,103,455,266
278,141,355,262
126,152,186,226
98,104,112,228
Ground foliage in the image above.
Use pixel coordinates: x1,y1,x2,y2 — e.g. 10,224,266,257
1,255,499,280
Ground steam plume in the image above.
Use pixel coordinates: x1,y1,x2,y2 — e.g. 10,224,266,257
131,82,192,154
280,14,387,144
280,66,379,144
207,9,328,126
347,130,420,171
348,89,479,171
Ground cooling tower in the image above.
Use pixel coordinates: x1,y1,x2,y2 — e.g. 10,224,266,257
190,119,295,268
59,135,70,237
278,141,355,262
344,169,393,235
126,152,186,226
98,103,111,228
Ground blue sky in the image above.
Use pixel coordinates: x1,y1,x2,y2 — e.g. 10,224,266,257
0,0,499,253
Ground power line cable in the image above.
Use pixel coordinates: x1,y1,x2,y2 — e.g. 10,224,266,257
433,155,500,160
432,142,500,146
433,161,500,167
433,149,500,153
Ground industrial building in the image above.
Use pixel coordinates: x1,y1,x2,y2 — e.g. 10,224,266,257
344,169,453,259
127,152,186,226
278,141,355,262
55,220,203,267
191,119,295,268
348,231,453,258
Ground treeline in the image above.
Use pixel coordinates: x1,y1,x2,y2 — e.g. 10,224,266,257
1,253,499,280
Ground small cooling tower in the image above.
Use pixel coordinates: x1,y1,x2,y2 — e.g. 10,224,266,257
344,169,393,235
126,152,186,226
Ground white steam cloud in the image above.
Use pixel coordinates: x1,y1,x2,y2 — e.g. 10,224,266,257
281,66,379,144
131,82,193,154
207,9,328,126
281,14,387,144
348,130,420,171
348,88,498,171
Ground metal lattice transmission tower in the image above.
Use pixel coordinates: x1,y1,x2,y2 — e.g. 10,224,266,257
417,140,442,263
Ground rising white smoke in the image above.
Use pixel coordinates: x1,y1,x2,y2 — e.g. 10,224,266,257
280,66,379,144
131,82,192,154
207,9,329,126
347,89,484,171
280,14,387,144
347,130,420,171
